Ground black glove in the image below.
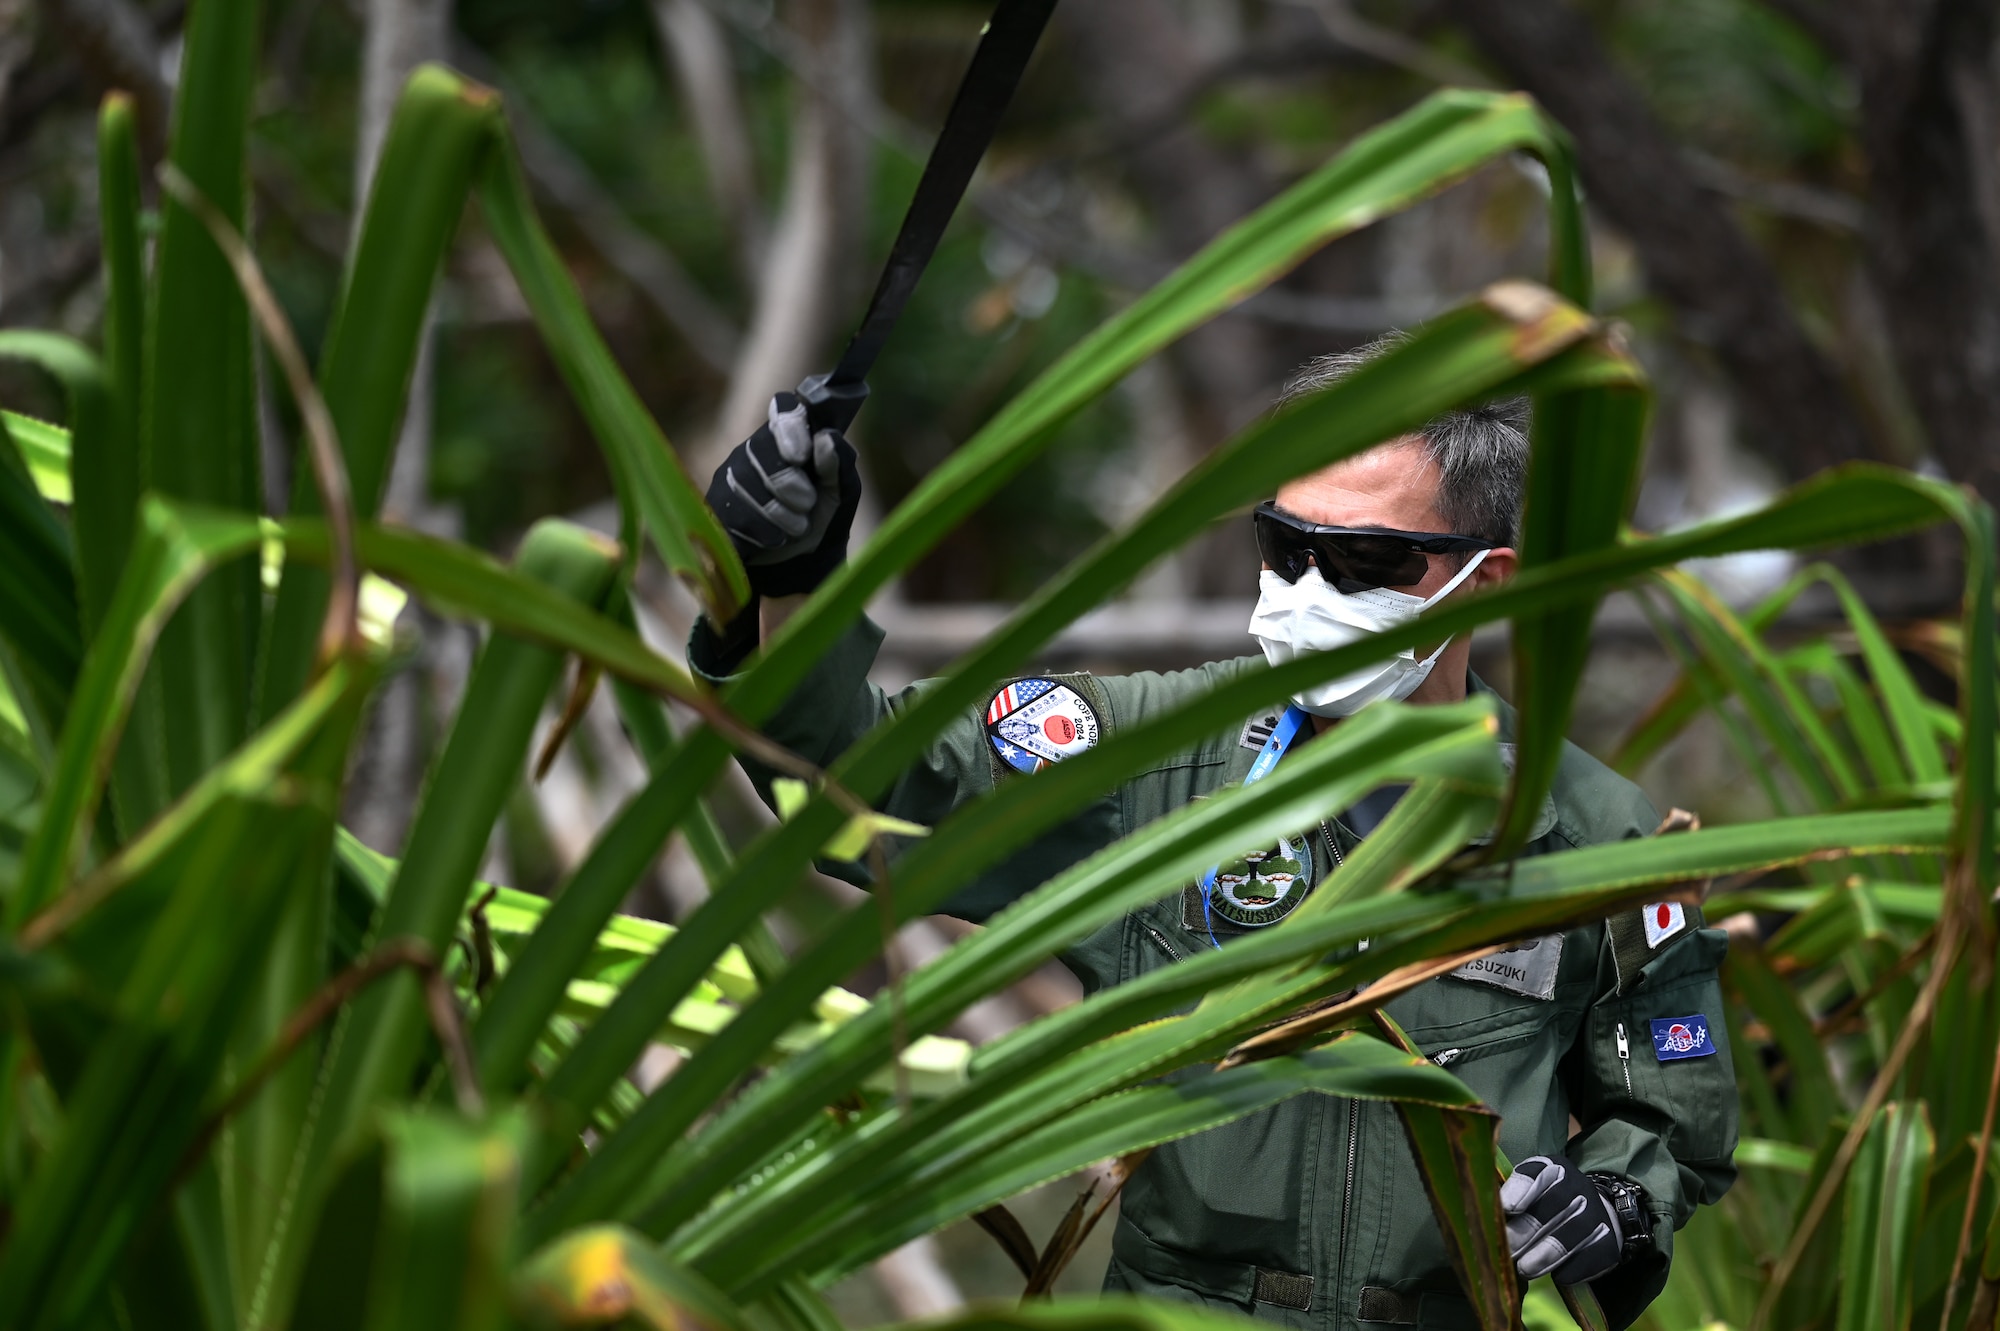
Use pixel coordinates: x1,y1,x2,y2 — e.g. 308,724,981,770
1500,1154,1625,1285
706,391,862,598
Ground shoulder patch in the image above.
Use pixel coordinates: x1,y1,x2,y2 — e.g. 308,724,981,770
986,678,1100,774
1643,901,1687,948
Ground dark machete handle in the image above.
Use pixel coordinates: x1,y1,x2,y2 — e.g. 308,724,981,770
796,372,871,435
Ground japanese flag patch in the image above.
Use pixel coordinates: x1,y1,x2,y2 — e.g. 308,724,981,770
1642,901,1687,948
986,678,1100,774
1650,1015,1716,1061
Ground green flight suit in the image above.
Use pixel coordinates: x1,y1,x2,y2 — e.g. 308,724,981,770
692,614,1739,1331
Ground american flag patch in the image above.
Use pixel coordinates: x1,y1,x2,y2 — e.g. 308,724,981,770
987,678,1056,723
986,678,1099,774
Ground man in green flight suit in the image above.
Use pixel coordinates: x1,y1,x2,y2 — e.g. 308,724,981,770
695,337,1738,1330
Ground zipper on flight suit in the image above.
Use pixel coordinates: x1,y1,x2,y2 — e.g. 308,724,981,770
1336,1098,1360,1300
1318,818,1360,1301
1318,820,1346,869
1615,1021,1633,1095
1142,924,1184,962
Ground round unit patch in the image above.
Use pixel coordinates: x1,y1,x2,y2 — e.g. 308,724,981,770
1207,842,1313,928
986,678,1100,774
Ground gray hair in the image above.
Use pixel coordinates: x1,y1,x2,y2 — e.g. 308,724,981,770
1277,331,1529,547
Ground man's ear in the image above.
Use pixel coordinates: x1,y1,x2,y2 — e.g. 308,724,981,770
1476,548,1519,587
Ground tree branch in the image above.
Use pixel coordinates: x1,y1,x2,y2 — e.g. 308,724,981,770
1850,0,2000,504
1441,0,1876,482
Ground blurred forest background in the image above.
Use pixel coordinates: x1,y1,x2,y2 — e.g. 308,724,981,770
2,0,1993,1317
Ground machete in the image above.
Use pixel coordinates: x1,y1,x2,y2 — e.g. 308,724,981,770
796,0,1058,433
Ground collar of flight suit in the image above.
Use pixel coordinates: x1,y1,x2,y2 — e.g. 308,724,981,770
1218,670,1562,846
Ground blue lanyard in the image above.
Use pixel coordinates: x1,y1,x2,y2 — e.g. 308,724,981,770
1199,704,1311,949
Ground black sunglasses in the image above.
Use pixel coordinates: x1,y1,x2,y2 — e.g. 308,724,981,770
1253,502,1497,592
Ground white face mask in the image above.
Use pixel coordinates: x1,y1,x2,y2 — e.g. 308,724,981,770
1248,549,1489,718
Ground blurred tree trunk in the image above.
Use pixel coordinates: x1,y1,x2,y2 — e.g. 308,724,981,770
1846,0,2000,505
1059,0,1279,439
872,1236,966,1318
1439,0,1877,483
652,0,764,283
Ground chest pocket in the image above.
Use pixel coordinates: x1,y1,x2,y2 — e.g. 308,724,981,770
1387,928,1594,1066
1387,979,1556,1068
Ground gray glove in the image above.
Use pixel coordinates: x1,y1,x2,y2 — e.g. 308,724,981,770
705,392,861,598
1500,1154,1624,1285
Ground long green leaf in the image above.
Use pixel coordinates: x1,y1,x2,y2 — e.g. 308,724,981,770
272,520,618,1326
280,521,709,711
1610,565,1819,776
1472,806,1949,899
225,661,388,1309
724,869,1668,1297
1623,579,1802,817
0,436,74,763
0,798,302,1330
534,452,1964,1266
364,1111,525,1331
89,93,172,839
805,1036,1478,1282
260,64,503,720
530,701,1504,1239
90,94,146,643
1783,640,1909,794
598,596,786,985
9,499,263,922
695,789,1708,1294
2,409,70,502
1729,940,1839,1145
469,737,720,1095
1497,352,1648,856
142,0,263,801
475,131,747,621
781,859,1507,1290
1394,1103,1517,1331
32,660,369,974
1803,563,1947,785
0,672,361,1331
667,717,1502,1268
1657,569,1858,806
697,890,1482,1289
528,298,1612,1216
1943,496,1996,943
0,334,100,739
307,522,618,1121
1836,1101,1933,1331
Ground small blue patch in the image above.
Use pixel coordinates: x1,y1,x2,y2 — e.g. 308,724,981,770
1650,1015,1716,1061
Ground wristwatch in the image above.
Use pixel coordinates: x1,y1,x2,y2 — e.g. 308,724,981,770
1587,1173,1654,1265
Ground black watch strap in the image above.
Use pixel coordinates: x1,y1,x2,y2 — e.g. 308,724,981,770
1588,1173,1653,1264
